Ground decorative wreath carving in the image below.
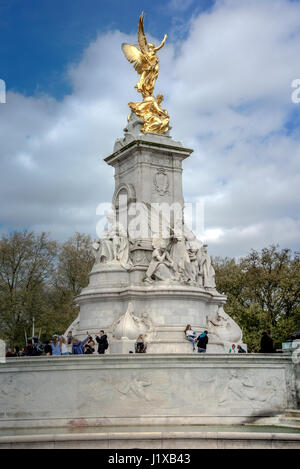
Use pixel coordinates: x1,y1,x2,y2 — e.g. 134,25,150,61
153,168,169,196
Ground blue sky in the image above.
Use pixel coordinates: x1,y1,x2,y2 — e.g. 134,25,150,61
0,0,214,98
0,0,300,257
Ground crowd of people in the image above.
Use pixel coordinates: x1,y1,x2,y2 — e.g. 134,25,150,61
5,330,109,357
5,326,275,357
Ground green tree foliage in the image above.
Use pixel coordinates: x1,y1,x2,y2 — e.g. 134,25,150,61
0,231,94,348
46,232,95,337
214,245,300,351
0,231,57,346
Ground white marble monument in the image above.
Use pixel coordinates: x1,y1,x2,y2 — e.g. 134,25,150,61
70,112,245,353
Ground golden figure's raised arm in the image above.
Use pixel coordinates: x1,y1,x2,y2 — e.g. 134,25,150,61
154,34,167,52
138,12,149,54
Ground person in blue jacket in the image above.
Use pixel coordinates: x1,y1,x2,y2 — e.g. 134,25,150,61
196,330,208,353
72,334,92,355
51,335,61,356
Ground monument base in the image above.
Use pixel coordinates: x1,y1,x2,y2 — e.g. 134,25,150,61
0,354,297,430
74,283,244,353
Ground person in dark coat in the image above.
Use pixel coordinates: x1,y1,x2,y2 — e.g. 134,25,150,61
84,339,95,354
5,348,14,357
260,332,274,353
44,340,52,356
95,330,108,354
237,345,246,353
66,330,73,345
24,342,34,356
197,330,208,353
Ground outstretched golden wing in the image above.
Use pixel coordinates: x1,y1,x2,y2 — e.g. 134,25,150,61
121,43,144,74
138,12,149,54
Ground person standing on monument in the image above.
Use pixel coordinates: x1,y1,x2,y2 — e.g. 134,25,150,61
51,335,61,356
72,334,92,355
43,340,52,356
84,338,96,354
260,332,274,353
96,330,109,354
196,330,208,353
5,348,14,357
59,336,70,355
237,345,246,353
66,330,73,345
229,344,237,353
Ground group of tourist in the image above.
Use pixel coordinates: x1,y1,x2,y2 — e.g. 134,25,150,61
184,325,209,352
5,327,275,357
228,344,246,353
5,330,148,357
5,330,109,357
184,325,274,354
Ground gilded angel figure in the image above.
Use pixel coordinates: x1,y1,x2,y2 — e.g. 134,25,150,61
121,13,167,99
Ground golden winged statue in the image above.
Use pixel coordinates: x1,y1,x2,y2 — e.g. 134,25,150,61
121,13,169,134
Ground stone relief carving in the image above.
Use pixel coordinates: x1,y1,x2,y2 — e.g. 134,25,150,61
144,226,218,290
170,237,190,281
200,244,216,290
153,168,169,195
218,371,256,405
92,213,132,270
217,371,286,408
207,305,243,344
145,239,179,283
130,247,152,266
112,302,153,340
116,373,153,401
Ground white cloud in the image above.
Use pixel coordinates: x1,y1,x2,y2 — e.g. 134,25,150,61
168,0,194,12
0,0,300,258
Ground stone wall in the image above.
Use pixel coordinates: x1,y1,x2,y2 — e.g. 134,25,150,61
0,354,297,429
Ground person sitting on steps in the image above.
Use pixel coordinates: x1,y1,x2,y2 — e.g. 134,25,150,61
135,334,147,353
184,324,197,351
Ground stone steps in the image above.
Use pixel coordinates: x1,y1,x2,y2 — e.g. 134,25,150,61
279,409,300,428
1,430,300,449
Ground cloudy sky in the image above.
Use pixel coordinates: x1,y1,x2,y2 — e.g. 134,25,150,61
0,0,300,257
